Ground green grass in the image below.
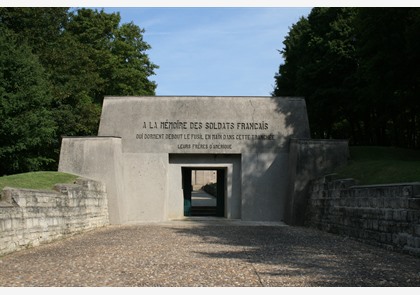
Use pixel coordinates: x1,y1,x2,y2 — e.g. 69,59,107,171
335,146,420,185
0,171,78,192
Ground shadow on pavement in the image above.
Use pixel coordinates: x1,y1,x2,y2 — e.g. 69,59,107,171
167,221,420,287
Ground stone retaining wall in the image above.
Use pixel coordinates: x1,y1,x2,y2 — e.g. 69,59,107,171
0,178,109,256
306,175,420,257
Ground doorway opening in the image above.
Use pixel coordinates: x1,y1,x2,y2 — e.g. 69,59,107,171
182,167,226,217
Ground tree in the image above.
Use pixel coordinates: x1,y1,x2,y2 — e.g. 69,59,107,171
0,7,69,56
273,8,358,140
272,16,310,97
49,8,158,138
0,27,57,175
0,8,159,173
65,8,158,104
354,8,420,147
107,22,158,96
273,8,420,148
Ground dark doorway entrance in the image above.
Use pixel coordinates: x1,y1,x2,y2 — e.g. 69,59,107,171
182,167,225,217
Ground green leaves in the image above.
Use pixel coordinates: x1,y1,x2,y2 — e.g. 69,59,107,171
0,27,57,175
273,8,420,148
106,22,158,96
0,8,158,175
274,8,358,139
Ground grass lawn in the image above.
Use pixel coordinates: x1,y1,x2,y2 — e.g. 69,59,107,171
0,171,78,192
335,146,420,185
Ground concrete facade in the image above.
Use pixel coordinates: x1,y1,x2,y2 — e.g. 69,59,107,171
58,96,348,224
58,137,126,223
285,139,350,225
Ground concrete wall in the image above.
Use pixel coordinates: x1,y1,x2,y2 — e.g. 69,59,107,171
122,153,168,223
241,152,290,221
168,154,241,220
58,137,125,224
95,96,313,223
0,178,109,256
285,139,350,225
192,170,216,189
58,96,321,223
306,176,420,257
98,96,311,155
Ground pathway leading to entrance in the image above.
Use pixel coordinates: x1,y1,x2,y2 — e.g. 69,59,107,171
191,190,216,207
0,220,419,287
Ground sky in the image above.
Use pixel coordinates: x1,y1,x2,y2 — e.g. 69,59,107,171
8,1,413,97
94,7,313,97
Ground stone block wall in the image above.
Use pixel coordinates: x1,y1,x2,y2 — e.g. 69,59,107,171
0,178,109,256
306,175,420,257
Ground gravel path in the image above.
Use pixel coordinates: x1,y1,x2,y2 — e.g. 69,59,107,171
0,219,419,287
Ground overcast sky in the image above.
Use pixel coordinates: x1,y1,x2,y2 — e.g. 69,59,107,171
96,7,312,97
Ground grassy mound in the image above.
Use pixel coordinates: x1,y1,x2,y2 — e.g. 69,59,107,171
335,146,420,185
0,171,78,191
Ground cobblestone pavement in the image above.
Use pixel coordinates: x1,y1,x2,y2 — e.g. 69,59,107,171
0,219,419,287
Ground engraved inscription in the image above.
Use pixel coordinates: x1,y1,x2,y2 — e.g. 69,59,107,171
135,120,274,150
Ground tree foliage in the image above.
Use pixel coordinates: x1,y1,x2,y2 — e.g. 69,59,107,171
273,7,420,149
0,8,158,175
0,27,57,175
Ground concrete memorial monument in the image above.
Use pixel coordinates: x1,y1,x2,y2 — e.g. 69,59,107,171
59,96,348,225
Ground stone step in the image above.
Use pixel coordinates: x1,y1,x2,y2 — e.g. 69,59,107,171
191,206,217,216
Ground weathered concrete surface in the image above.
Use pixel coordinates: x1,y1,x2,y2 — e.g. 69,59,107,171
59,96,314,224
285,139,350,225
168,154,241,220
241,152,290,221
122,152,168,222
98,96,310,154
0,221,419,287
58,137,126,224
58,96,348,224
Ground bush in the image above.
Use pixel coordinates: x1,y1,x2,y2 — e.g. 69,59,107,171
201,182,217,197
